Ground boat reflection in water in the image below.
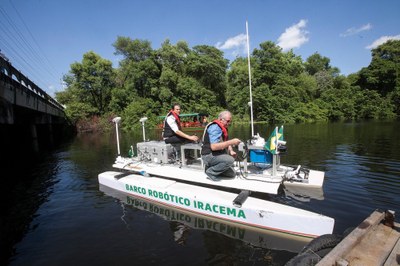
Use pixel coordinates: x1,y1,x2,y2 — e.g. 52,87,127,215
99,184,311,253
283,183,325,202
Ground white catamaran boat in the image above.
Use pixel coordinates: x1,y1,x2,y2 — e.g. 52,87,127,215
98,22,335,238
99,119,334,238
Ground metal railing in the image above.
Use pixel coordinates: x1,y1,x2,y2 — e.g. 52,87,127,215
0,56,65,117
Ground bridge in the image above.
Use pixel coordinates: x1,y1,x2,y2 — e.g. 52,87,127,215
0,55,72,152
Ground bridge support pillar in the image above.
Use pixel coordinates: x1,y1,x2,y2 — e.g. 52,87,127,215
30,124,39,152
48,124,54,146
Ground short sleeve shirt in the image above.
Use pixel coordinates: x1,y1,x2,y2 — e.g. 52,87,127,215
207,124,223,144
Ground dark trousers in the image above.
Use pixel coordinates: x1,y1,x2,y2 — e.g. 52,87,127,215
164,135,187,144
164,136,190,160
202,153,235,179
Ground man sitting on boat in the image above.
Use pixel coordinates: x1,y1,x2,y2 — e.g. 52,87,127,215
201,110,241,181
163,103,199,160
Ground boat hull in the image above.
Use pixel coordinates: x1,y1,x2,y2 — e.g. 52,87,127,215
99,171,334,238
99,184,312,252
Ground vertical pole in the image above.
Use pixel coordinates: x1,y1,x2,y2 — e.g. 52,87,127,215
112,117,122,156
272,155,277,177
246,21,254,137
142,122,146,142
139,117,148,142
275,126,278,154
115,121,120,156
272,127,278,177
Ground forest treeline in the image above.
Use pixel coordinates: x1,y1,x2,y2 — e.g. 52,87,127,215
55,38,400,131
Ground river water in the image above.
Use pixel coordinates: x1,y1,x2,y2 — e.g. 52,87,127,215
2,120,399,265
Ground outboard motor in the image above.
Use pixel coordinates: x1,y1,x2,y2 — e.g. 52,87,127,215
284,165,301,179
278,144,287,154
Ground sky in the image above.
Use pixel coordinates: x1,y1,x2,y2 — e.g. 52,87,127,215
1,0,399,97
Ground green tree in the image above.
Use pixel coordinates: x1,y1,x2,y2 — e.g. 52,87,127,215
122,97,159,131
175,76,218,114
252,41,285,87
156,40,190,110
157,39,190,75
304,52,339,76
113,37,160,105
354,89,393,119
56,51,115,121
357,40,400,96
305,52,331,75
314,70,334,98
58,36,400,131
226,57,251,119
113,37,153,62
319,86,356,120
292,102,328,123
108,85,131,113
387,87,400,115
294,73,318,102
249,41,309,123
186,45,229,107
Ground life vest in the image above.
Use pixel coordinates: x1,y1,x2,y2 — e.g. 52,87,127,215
201,120,229,156
162,110,181,138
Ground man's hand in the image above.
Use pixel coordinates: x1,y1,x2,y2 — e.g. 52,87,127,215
228,138,241,157
230,138,241,146
189,135,199,142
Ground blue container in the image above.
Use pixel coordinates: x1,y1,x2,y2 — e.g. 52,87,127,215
249,149,272,163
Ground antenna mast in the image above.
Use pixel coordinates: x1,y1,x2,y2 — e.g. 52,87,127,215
246,21,255,136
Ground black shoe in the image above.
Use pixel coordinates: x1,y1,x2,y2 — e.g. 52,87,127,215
206,175,220,181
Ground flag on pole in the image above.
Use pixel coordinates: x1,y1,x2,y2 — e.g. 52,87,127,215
278,125,284,142
265,126,284,154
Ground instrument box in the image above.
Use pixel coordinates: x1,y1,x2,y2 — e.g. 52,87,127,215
136,141,174,164
249,149,272,164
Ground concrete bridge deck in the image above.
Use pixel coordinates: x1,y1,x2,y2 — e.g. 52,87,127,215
0,55,72,152
0,56,65,125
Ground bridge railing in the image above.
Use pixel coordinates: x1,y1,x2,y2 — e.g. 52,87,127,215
0,56,65,117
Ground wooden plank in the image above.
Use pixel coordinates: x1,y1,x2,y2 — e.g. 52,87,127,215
384,222,400,266
317,210,385,266
343,223,400,265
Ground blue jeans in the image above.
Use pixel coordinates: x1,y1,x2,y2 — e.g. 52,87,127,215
202,153,236,180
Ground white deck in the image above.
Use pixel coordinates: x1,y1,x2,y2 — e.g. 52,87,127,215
113,155,325,195
113,157,282,194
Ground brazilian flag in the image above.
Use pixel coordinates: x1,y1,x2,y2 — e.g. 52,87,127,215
278,125,284,142
265,126,284,154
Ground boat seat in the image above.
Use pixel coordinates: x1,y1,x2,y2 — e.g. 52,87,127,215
168,143,182,161
180,143,203,168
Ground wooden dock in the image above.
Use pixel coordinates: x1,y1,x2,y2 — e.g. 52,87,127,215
317,210,400,266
